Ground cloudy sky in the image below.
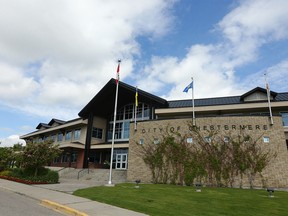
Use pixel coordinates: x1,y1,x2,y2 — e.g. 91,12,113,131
1,0,288,146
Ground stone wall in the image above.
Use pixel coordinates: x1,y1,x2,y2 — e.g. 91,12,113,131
127,116,288,188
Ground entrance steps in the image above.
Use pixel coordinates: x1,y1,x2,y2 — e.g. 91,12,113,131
53,167,127,183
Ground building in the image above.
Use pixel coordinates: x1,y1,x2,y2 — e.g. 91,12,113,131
21,79,288,187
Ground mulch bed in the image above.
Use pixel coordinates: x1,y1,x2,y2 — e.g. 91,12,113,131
0,175,49,184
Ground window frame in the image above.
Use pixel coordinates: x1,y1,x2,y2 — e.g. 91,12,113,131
92,127,103,139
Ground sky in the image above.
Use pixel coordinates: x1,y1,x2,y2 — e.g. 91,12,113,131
1,0,288,147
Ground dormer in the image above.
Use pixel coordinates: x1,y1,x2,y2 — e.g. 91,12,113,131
240,87,277,102
36,123,51,130
48,118,66,127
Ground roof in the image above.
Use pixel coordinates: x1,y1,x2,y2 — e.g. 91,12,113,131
168,87,288,108
240,87,277,100
48,118,66,125
21,118,85,139
36,123,51,129
78,78,168,118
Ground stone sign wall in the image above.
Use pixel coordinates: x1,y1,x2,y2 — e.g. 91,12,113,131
127,116,288,187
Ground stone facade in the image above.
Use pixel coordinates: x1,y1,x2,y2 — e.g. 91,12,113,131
127,116,288,188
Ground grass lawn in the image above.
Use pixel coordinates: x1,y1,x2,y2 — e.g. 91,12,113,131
73,183,288,216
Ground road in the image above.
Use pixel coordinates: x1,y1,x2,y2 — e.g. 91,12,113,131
0,188,63,216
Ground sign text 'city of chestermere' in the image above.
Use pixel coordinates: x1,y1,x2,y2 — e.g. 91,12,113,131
139,124,270,134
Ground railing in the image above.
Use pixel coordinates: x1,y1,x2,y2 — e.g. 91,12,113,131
57,167,67,172
77,168,89,180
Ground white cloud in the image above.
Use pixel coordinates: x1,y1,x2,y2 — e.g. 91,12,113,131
0,135,26,147
0,0,176,119
1,0,288,139
137,0,288,99
0,62,39,102
243,59,288,91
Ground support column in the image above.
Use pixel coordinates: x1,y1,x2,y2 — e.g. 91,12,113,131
83,113,93,168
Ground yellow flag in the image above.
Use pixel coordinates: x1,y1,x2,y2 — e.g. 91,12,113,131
135,88,138,107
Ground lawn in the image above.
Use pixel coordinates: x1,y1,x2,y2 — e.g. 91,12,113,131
73,183,288,216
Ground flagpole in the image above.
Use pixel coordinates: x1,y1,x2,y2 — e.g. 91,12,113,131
191,77,195,126
107,59,121,186
264,73,273,125
134,86,138,131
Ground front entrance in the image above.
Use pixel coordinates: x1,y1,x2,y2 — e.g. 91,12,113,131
116,153,128,170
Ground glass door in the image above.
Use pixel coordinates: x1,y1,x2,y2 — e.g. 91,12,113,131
116,153,128,170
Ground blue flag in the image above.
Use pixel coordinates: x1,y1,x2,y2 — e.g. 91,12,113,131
183,81,193,93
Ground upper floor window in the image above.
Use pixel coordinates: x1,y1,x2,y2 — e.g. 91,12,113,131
92,127,103,139
263,136,270,143
107,103,151,141
280,112,288,126
154,138,160,144
57,133,63,142
204,136,211,143
50,134,56,142
224,136,230,143
109,103,150,121
74,129,81,140
186,137,193,143
65,131,72,141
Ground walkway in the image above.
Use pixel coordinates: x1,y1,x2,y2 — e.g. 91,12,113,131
0,178,148,216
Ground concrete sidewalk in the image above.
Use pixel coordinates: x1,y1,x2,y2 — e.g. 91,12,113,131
0,179,148,216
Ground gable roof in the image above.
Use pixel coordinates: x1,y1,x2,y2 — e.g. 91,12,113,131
36,123,51,129
78,78,168,118
48,118,66,126
240,87,277,100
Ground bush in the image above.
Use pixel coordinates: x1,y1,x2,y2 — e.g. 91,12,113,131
0,170,12,176
22,169,59,184
1,167,59,184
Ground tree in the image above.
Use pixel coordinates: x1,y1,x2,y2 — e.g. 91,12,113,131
19,140,62,176
0,147,13,170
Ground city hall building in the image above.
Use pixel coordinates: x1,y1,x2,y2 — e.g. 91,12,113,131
21,78,288,187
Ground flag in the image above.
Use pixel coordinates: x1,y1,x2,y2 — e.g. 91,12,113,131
116,60,121,84
135,87,138,107
183,81,193,93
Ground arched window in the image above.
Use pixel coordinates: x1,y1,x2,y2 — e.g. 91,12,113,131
107,103,150,141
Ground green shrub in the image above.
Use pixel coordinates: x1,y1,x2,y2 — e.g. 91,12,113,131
23,167,48,176
8,168,24,178
22,170,59,183
0,170,12,176
5,168,59,184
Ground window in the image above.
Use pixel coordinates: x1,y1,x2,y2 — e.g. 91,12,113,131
61,154,68,163
224,136,230,143
92,127,103,139
50,134,56,142
139,139,144,145
154,138,159,144
186,137,193,143
204,137,211,143
263,136,270,143
280,112,288,126
57,133,63,142
71,153,77,162
74,129,81,140
65,131,72,140
244,135,251,142
107,103,151,141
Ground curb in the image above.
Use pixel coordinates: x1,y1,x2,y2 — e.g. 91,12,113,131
41,199,88,216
